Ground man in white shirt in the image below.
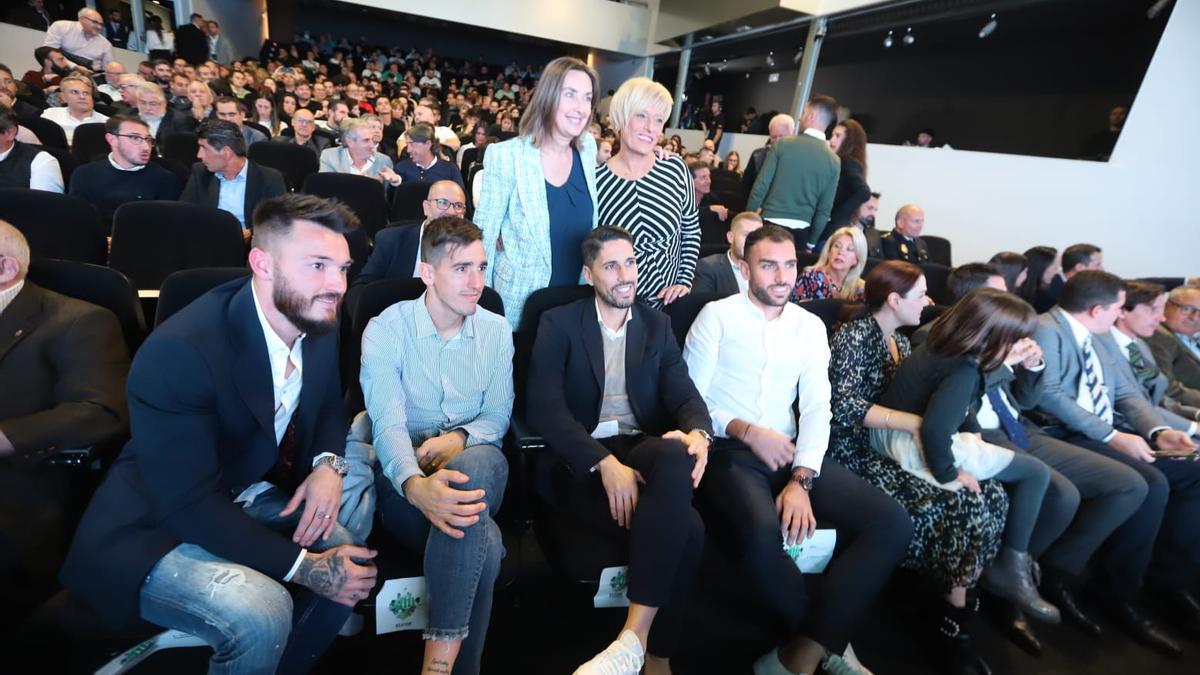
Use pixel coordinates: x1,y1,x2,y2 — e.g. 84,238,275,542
96,61,125,100
683,223,911,675
0,103,63,192
42,8,113,71
39,73,108,146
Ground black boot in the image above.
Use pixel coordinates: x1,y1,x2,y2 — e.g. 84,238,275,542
987,597,1042,656
980,547,1060,624
1043,576,1102,636
936,600,993,675
1106,601,1182,657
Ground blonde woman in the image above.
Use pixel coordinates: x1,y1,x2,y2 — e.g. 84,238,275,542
791,225,867,302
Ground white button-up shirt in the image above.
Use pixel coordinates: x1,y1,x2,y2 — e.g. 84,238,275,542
39,106,108,146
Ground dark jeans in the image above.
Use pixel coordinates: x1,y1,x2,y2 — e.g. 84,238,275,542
698,441,912,653
991,452,1052,551
554,434,705,659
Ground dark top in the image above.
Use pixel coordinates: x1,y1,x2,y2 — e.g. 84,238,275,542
829,317,912,460
0,141,40,189
828,158,870,229
346,220,422,309
879,230,929,264
545,149,593,287
698,192,727,246
877,344,985,483
69,157,182,221
393,157,464,188
1032,275,1063,314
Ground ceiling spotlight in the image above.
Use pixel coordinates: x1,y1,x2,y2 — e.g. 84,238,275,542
979,13,997,38
902,27,915,46
793,48,804,64
765,51,776,68
745,73,751,79
883,30,894,48
717,59,728,72
704,62,712,76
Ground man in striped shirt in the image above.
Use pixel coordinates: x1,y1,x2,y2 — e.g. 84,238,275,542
360,216,513,675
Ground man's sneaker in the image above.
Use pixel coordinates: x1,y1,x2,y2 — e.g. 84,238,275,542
573,629,644,675
826,643,874,675
753,648,804,675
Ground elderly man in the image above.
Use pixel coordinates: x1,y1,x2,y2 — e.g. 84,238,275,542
180,119,286,234
68,115,181,222
879,204,930,264
134,82,193,146
42,8,112,71
39,73,108,146
742,113,795,197
318,118,399,185
1149,285,1200,392
277,108,330,155
0,103,63,192
109,74,144,115
214,96,268,148
96,61,125,100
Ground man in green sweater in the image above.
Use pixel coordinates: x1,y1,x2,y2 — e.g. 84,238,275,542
746,95,840,252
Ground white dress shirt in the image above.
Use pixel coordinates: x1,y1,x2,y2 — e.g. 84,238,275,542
40,106,109,146
725,252,749,294
43,20,114,68
1057,308,1113,425
683,292,832,474
0,143,64,193
976,363,1043,430
1110,328,1194,437
0,280,25,315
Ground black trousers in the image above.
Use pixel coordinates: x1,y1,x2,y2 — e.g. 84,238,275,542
697,441,912,652
556,435,705,658
0,462,73,630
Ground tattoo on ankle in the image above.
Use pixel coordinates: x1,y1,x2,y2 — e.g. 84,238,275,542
425,659,451,674
295,550,348,599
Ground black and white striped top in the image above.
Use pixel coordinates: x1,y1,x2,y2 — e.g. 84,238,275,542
596,155,700,309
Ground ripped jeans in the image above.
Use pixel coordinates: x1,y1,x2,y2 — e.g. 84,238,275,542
138,487,360,675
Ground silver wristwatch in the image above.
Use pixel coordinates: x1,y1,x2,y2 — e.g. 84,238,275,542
313,454,349,476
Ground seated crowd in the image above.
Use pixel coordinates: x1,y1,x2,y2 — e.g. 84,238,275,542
4,13,1200,675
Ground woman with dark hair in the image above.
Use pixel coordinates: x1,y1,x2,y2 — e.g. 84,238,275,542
829,261,1010,674
1019,246,1062,313
278,92,298,125
827,119,871,231
876,289,1058,622
989,251,1029,293
249,95,286,137
143,15,173,61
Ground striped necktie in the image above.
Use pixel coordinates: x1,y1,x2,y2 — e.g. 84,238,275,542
1126,342,1156,387
1082,336,1112,423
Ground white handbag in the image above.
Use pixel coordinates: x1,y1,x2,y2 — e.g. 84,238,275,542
870,427,1014,492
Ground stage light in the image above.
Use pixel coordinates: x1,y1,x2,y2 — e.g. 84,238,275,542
979,13,997,38
903,27,915,46
765,51,776,68
883,30,894,48
704,62,711,75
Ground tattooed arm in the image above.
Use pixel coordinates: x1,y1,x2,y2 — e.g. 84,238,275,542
292,545,379,607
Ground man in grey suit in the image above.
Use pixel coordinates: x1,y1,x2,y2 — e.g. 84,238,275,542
1148,285,1200,392
1031,271,1200,653
317,118,399,186
691,211,761,296
746,95,840,253
1113,281,1200,424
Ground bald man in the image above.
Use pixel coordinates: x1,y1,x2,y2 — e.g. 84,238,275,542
275,108,331,155
1148,286,1200,393
43,8,113,71
879,204,930,264
96,61,125,101
742,113,795,196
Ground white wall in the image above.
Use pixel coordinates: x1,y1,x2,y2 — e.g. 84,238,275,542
0,23,145,73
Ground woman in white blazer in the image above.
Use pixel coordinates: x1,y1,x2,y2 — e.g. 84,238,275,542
474,56,600,329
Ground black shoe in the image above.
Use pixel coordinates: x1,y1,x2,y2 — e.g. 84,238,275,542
937,602,994,675
1006,609,1043,656
1160,590,1200,639
1043,579,1102,636
1109,601,1183,657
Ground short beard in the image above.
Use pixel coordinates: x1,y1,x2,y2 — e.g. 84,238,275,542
597,283,635,310
273,273,341,335
750,282,789,308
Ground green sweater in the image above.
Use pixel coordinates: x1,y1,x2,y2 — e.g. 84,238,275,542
746,133,840,248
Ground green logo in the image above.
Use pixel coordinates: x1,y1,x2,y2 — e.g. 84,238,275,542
389,591,422,620
119,636,157,665
784,543,803,562
609,569,627,593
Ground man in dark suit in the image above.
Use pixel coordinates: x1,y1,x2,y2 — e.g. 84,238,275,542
741,113,793,202
60,194,378,673
174,13,210,66
0,221,128,627
133,81,195,147
879,204,930,264
1148,285,1200,392
692,211,760,296
528,226,712,674
277,109,331,155
102,8,129,49
180,119,286,236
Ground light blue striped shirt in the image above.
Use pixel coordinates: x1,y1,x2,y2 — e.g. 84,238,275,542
361,292,514,495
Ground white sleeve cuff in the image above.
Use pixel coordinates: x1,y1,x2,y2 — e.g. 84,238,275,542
282,548,307,582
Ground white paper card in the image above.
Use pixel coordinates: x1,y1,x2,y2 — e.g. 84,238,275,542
591,419,619,439
593,565,631,608
783,529,837,574
375,576,429,634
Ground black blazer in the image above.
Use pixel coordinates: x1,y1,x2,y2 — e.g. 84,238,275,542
174,23,209,66
60,278,347,626
691,252,740,296
526,299,713,477
879,230,929,264
346,221,421,303
0,282,128,465
153,109,198,147
828,158,870,229
179,159,287,224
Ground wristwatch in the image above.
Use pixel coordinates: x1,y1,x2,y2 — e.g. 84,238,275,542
313,454,349,477
693,429,714,445
790,467,815,492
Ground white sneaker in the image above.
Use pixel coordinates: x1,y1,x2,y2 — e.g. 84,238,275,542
752,648,804,675
839,644,874,675
573,629,644,675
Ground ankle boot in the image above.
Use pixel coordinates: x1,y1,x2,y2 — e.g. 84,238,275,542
981,547,1060,624
936,602,992,675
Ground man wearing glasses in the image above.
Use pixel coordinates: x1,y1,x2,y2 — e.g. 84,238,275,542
42,8,113,72
348,180,468,302
277,109,332,155
96,61,125,101
68,115,181,223
39,73,107,146
134,82,195,147
1149,286,1200,392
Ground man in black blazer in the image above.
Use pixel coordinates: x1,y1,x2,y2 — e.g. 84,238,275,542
0,222,129,627
180,119,286,236
60,194,377,674
102,8,129,49
174,13,210,66
692,211,760,296
879,204,930,263
528,226,712,674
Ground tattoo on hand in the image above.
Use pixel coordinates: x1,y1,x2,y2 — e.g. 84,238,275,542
296,551,348,598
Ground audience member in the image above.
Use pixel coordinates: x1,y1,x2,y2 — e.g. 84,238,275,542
0,64,40,118
7,0,54,31
175,13,210,66
1031,270,1200,655
722,150,741,175
1148,284,1200,391
0,103,63,192
279,108,330,155
60,194,376,674
207,21,233,64
215,96,268,147
826,119,871,232
22,46,69,91
879,204,930,264
180,119,287,233
847,191,883,256
167,72,191,112
102,8,129,49
249,96,287,138
40,73,107,146
691,211,761,296
186,79,216,123
68,115,181,221
685,224,912,675
989,251,1029,293
597,77,699,309
109,73,143,115
318,99,351,136
143,15,174,61
746,96,840,252
790,225,867,302
42,8,112,71
135,82,192,146
360,216,512,675
741,113,794,198
319,118,400,185
529,225,711,675
96,61,125,100
0,221,129,622
394,123,464,187
1062,243,1104,278
1018,245,1062,313
688,159,728,246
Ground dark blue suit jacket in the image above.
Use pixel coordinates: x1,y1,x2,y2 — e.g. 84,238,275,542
60,277,346,626
346,221,421,305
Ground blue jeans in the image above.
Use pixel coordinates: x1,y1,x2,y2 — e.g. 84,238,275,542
374,444,508,675
138,487,361,675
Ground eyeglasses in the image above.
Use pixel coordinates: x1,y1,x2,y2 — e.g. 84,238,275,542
113,133,156,146
1169,300,1200,317
428,198,467,213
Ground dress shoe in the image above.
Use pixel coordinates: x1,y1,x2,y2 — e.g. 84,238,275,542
1005,608,1043,656
1108,601,1182,657
1043,579,1102,636
1160,590,1200,639
980,547,1060,623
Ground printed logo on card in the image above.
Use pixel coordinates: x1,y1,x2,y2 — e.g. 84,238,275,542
609,569,627,593
389,591,422,620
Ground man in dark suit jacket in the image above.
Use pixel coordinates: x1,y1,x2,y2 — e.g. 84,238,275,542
527,225,712,672
174,13,210,66
879,203,930,264
60,194,377,673
277,109,331,155
740,113,794,203
0,221,129,627
102,9,129,49
1148,285,1200,392
180,119,286,234
691,211,760,296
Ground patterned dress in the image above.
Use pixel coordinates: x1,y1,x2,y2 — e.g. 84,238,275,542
791,267,865,303
596,156,700,309
829,317,1008,591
